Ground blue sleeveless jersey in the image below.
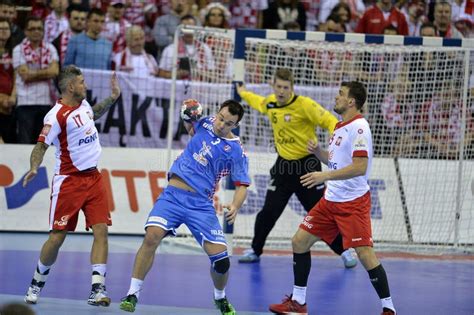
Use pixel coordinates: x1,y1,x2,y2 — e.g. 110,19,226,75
169,116,250,200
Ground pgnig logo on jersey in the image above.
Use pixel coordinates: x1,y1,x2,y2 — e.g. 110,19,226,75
78,132,98,146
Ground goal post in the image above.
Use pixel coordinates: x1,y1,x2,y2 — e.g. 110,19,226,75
173,25,474,254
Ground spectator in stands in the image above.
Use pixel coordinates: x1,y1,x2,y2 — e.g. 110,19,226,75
355,0,409,35
158,15,214,80
0,18,16,144
319,0,365,31
30,0,51,20
403,0,426,36
283,20,301,31
419,21,437,36
201,2,231,28
114,25,158,77
64,8,112,70
44,0,69,43
383,24,399,35
433,1,464,38
229,0,268,29
329,3,353,32
319,13,346,33
454,14,473,38
101,0,131,54
0,0,24,48
451,0,473,23
152,0,192,61
262,0,307,30
13,16,59,144
52,4,88,65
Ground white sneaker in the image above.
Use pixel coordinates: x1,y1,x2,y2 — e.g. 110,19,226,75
341,248,357,268
24,284,42,304
238,248,260,263
87,283,111,306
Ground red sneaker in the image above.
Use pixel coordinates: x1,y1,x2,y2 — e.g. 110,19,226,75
269,295,308,314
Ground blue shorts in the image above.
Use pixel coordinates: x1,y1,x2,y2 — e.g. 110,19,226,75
145,185,227,247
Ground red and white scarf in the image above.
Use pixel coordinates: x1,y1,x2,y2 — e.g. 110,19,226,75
59,28,73,64
119,47,157,74
21,38,54,67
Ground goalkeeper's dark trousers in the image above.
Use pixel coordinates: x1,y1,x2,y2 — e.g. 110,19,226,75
251,154,344,257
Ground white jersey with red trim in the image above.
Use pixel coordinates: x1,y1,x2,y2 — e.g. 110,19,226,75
38,99,101,175
325,114,372,202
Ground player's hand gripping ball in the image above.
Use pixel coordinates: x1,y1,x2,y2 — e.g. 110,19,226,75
181,99,203,122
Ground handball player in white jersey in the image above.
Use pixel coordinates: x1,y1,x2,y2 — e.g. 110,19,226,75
22,65,121,307
269,81,396,315
119,99,250,315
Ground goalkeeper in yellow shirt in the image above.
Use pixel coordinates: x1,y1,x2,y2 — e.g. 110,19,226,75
237,68,357,268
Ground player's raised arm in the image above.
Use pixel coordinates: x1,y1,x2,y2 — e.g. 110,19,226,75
23,142,49,187
92,72,121,119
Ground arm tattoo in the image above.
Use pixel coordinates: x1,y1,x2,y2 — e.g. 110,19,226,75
30,142,49,170
93,96,117,120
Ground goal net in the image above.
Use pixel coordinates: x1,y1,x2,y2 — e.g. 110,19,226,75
178,26,474,254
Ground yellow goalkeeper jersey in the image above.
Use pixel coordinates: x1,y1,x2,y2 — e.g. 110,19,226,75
240,90,338,160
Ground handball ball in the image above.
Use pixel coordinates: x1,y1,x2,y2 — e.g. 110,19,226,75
181,99,203,122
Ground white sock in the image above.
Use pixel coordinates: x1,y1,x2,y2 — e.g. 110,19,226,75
92,264,107,276
37,260,51,274
292,285,306,305
127,278,144,298
381,297,395,313
214,288,226,300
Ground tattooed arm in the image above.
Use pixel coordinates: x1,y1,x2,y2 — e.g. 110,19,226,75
92,72,121,120
23,142,49,187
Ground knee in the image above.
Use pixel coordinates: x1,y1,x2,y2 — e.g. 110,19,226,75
142,227,164,248
48,231,67,248
209,251,230,274
92,224,108,240
354,246,379,269
292,232,311,253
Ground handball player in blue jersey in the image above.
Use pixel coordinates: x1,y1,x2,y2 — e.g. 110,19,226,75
120,99,250,315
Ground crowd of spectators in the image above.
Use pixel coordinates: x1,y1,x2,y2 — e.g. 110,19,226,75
0,0,472,158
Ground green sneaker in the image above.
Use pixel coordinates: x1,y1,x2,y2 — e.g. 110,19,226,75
119,294,138,312
214,297,236,315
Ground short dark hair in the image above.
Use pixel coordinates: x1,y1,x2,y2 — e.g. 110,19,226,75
180,14,196,23
341,81,367,110
58,65,82,93
67,3,88,16
274,68,294,86
88,8,105,19
25,16,43,29
219,100,244,123
420,21,436,34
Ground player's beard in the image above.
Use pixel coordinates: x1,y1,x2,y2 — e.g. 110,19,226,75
72,90,86,103
334,105,345,115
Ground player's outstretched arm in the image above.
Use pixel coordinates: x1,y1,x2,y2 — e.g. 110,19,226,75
308,139,328,165
23,142,49,187
223,185,248,224
92,72,121,119
300,157,368,189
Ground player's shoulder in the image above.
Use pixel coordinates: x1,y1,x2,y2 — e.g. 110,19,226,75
349,115,371,133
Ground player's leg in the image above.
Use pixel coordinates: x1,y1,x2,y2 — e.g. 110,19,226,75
336,191,396,314
204,242,235,315
82,171,112,306
269,197,338,314
240,160,293,262
355,246,396,314
25,174,83,304
25,230,68,304
296,156,357,268
186,200,235,315
120,186,182,312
